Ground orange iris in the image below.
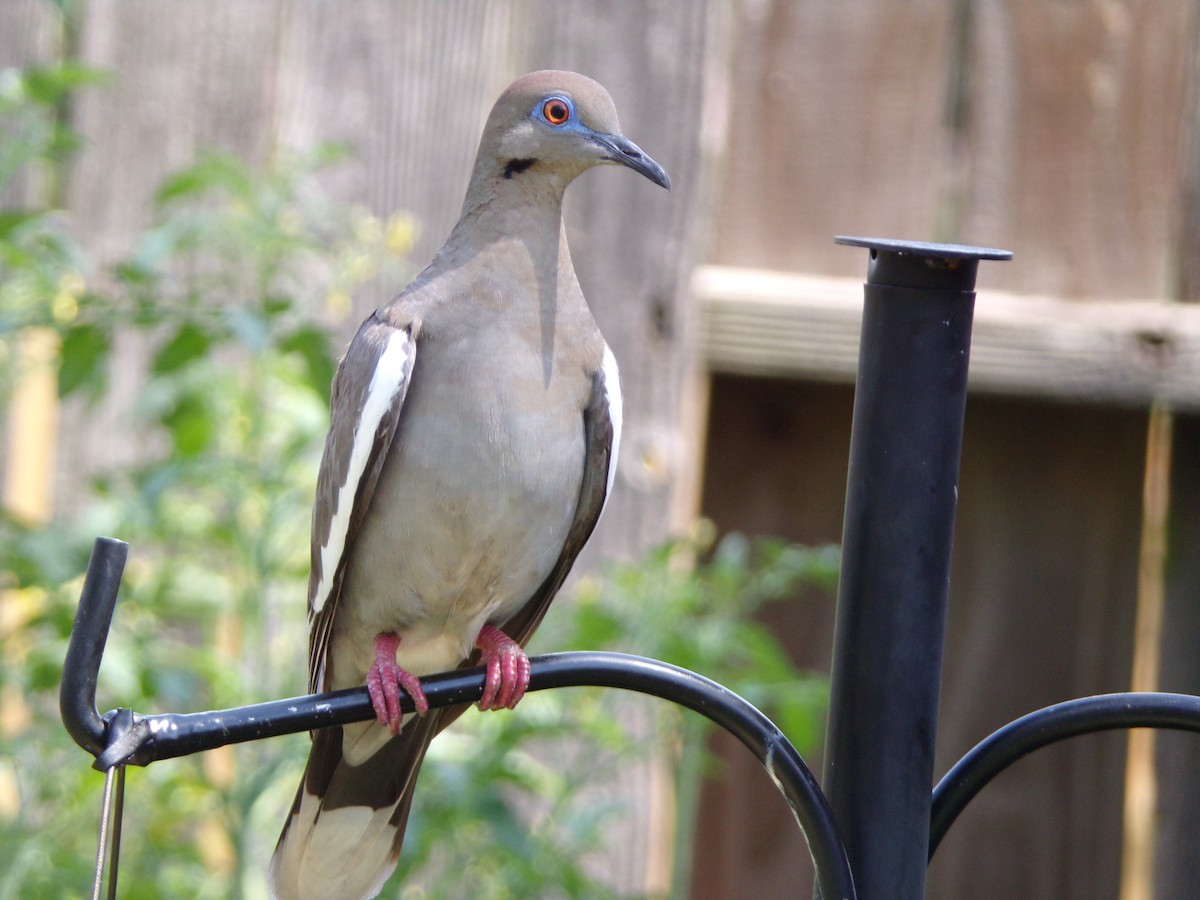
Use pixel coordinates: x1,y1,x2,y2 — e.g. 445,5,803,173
543,98,570,125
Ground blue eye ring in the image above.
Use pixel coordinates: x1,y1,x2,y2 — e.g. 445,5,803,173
539,96,573,126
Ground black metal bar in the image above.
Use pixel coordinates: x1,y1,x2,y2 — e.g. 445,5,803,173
60,540,856,900
929,692,1200,859
61,537,128,757
92,656,856,899
821,237,1010,900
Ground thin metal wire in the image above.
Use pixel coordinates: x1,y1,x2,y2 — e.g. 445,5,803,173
92,764,125,900
107,765,124,900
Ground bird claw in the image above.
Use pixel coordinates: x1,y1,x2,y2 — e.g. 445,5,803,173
475,624,530,711
366,632,429,735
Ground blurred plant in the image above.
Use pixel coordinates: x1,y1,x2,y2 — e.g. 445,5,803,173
562,524,836,900
0,57,414,897
0,62,107,402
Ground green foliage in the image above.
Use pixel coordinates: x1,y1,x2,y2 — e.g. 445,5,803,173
558,524,837,751
0,59,412,898
1,61,834,900
0,62,109,188
0,63,103,403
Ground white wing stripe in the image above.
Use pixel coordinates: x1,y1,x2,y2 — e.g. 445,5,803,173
313,332,410,614
601,344,623,503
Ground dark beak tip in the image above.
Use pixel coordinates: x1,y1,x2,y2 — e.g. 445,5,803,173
635,156,671,192
638,156,670,191
602,132,670,191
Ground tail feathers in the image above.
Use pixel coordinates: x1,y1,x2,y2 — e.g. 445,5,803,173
269,713,440,900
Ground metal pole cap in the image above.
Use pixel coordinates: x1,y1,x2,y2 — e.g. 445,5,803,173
836,235,1012,292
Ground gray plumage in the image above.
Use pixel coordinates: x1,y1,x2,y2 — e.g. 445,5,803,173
269,70,668,899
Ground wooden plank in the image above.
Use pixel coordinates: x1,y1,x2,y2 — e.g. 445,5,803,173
695,264,1200,411
710,0,955,277
0,1,61,69
515,0,732,554
696,2,1198,896
1154,7,1200,897
713,0,1195,300
963,0,1195,299
932,396,1145,900
69,0,284,261
275,0,519,277
1156,414,1200,900
691,377,851,899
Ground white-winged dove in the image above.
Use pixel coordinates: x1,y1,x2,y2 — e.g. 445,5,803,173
268,71,669,899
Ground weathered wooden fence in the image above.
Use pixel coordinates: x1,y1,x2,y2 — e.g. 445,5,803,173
4,1,1200,897
693,3,1200,899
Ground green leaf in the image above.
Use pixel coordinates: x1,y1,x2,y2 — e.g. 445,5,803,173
154,153,255,207
152,321,213,375
263,294,292,317
280,324,335,403
0,210,40,240
57,323,110,399
20,64,110,106
161,393,213,457
568,601,624,649
111,258,157,286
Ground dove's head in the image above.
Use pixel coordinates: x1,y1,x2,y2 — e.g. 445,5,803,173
472,70,670,195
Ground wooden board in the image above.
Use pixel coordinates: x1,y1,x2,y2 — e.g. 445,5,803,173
711,0,954,278
960,0,1195,299
692,2,1200,895
695,264,1200,411
1155,415,1200,899
1155,17,1200,898
712,0,1196,301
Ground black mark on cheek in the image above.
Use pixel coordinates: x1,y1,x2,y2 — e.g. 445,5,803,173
503,158,537,179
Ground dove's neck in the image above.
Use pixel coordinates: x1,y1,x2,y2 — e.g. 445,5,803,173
454,167,573,248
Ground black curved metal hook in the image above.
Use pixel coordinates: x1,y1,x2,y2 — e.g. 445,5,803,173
59,537,857,900
929,692,1200,859
60,537,128,757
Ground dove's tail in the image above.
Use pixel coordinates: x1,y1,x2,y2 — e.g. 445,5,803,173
269,712,440,900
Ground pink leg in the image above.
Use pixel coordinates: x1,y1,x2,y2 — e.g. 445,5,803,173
365,632,429,735
475,624,531,711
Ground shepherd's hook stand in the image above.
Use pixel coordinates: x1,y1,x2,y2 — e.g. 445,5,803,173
61,236,1200,899
61,541,854,899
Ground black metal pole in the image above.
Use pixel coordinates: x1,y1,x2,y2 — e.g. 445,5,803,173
821,237,1010,899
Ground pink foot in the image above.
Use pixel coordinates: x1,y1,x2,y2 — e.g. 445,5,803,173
365,632,429,735
475,624,530,711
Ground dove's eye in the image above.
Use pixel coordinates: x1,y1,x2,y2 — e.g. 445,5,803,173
541,98,571,126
